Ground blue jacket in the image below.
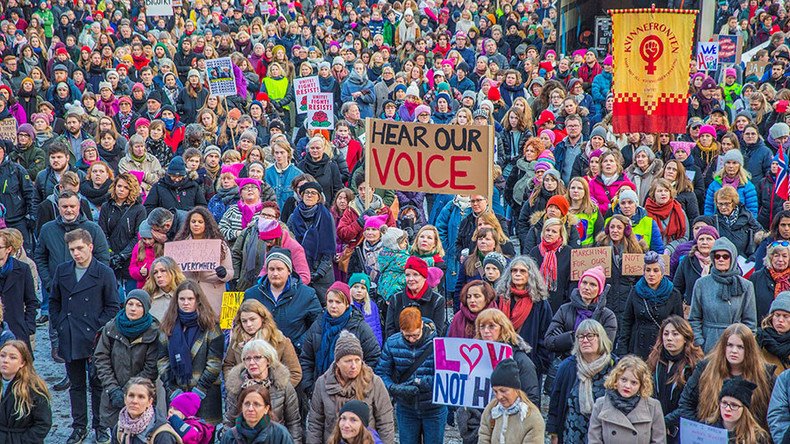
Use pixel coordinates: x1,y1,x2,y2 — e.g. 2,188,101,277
704,176,759,216
375,321,441,412
435,199,470,295
768,368,790,443
243,276,322,353
265,164,303,210
340,77,377,119
591,70,612,121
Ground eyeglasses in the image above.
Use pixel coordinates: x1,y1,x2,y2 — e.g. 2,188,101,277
720,401,743,411
242,355,264,363
716,201,733,207
576,333,598,342
303,190,320,196
713,253,731,260
402,332,421,340
478,324,499,331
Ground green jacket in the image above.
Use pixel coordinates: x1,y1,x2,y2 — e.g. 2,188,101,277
35,9,54,38
11,145,46,180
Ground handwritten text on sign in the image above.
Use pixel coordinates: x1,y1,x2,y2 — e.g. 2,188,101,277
570,246,612,280
433,338,513,408
680,418,728,444
219,292,245,329
294,76,320,114
164,239,222,272
0,119,17,144
366,119,493,196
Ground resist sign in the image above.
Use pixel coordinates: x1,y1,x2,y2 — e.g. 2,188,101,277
365,119,493,196
432,338,512,408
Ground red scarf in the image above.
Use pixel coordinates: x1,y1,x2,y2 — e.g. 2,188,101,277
771,268,790,297
131,53,151,71
406,281,429,300
644,197,686,241
500,288,533,331
539,238,563,291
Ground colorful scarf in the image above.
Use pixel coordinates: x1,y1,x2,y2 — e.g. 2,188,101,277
694,251,712,276
501,288,533,331
771,268,790,297
644,197,687,241
117,405,155,437
238,200,264,229
538,238,563,291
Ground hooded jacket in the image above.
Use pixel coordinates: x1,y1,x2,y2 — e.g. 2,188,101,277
545,286,618,359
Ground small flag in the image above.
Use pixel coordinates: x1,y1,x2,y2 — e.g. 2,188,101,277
775,149,789,200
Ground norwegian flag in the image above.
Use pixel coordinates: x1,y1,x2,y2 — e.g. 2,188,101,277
776,149,790,201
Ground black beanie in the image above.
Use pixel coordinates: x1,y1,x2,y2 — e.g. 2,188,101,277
719,378,757,408
490,358,520,390
338,400,370,427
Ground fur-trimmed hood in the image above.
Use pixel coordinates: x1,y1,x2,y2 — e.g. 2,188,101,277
529,209,579,228
225,358,291,395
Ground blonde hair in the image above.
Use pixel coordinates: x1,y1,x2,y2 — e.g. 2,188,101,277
229,299,286,351
566,177,598,215
1,341,50,419
410,225,445,257
715,185,741,206
474,308,521,346
604,355,654,398
476,211,510,244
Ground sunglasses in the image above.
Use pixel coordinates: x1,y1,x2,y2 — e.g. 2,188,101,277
713,253,731,260
772,241,790,247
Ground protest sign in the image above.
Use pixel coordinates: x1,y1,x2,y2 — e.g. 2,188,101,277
697,42,719,71
0,119,17,144
621,253,671,276
364,119,494,198
294,76,320,114
164,239,222,272
433,338,513,408
306,93,334,130
219,292,245,329
145,0,173,16
745,61,768,79
570,246,612,280
717,34,742,64
680,418,728,444
205,57,237,97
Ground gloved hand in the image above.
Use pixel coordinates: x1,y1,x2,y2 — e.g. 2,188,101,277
390,383,419,399
110,388,125,409
215,266,227,279
191,387,206,400
169,389,183,401
109,254,123,269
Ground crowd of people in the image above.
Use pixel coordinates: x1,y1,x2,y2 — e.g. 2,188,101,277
2,0,790,443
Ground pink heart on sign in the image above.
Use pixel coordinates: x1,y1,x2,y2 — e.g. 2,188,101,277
459,344,483,372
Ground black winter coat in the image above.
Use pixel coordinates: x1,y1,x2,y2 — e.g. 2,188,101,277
673,254,705,305
606,251,640,321
750,268,777,321
175,87,210,124
676,189,700,224
0,377,52,444
759,173,786,228
298,308,382,393
297,154,343,205
0,258,38,348
0,158,35,226
616,284,684,359
144,176,207,213
711,206,763,258
385,286,447,338
529,245,572,313
35,216,111,291
98,199,147,280
49,258,120,362
545,287,618,359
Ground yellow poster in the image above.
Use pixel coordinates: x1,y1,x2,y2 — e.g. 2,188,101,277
219,292,245,330
610,8,697,133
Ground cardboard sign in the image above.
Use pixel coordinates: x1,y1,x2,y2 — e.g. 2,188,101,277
745,61,768,79
622,253,671,276
205,57,236,97
717,34,742,65
364,119,494,197
570,246,612,280
293,76,320,114
306,93,334,130
145,0,173,16
680,418,728,444
164,239,222,272
697,42,719,72
433,338,513,408
0,119,16,144
219,292,245,329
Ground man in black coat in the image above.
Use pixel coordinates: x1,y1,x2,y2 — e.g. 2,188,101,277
49,228,120,444
0,142,36,254
0,229,38,348
143,156,207,213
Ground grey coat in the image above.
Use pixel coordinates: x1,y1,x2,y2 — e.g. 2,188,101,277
306,363,395,444
588,394,666,444
689,238,757,353
224,361,301,443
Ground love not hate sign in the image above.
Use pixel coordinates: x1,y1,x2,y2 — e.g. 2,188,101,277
365,119,494,196
433,338,513,408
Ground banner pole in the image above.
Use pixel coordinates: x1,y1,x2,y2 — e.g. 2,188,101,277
488,123,494,205
364,117,372,210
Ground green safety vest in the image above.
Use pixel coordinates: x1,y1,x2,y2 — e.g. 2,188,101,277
262,76,290,111
605,214,654,248
575,211,599,247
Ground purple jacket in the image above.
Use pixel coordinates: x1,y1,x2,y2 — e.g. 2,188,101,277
353,300,383,346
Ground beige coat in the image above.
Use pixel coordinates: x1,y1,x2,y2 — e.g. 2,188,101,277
118,153,164,191
182,240,234,317
588,394,666,444
149,289,173,322
478,398,545,444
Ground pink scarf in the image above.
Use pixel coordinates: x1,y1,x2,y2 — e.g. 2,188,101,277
694,251,711,276
238,200,264,229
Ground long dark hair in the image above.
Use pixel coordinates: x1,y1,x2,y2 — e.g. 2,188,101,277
646,315,703,387
159,280,219,335
174,206,228,261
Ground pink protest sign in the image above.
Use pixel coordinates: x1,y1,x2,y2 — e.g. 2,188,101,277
432,338,513,408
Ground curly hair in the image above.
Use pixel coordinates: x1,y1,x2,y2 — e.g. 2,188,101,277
495,256,548,302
